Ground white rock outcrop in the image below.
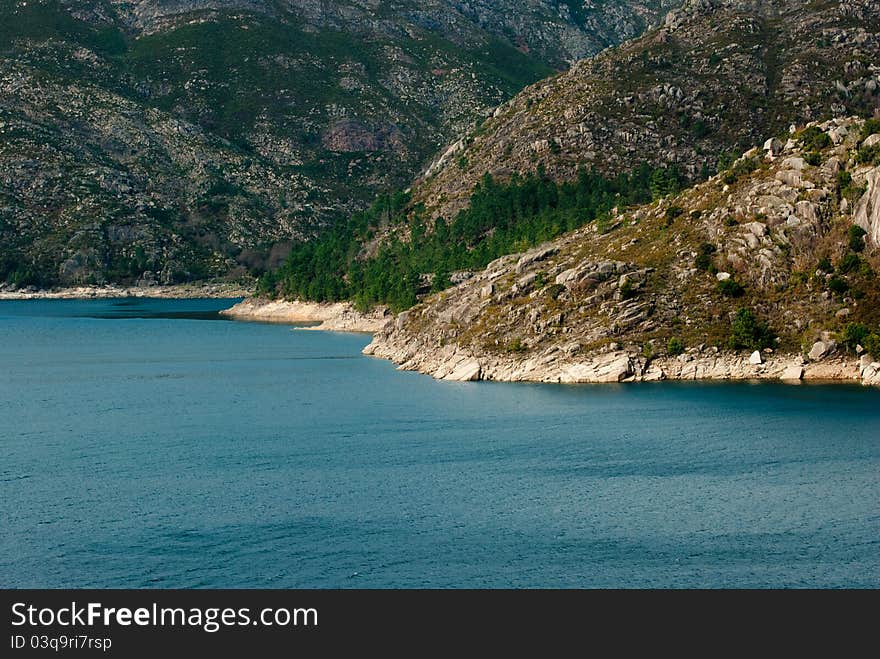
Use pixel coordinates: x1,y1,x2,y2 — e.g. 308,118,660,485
763,137,783,156
781,365,804,381
854,166,880,247
442,359,482,382
221,298,388,332
560,354,632,384
808,340,836,361
859,355,880,386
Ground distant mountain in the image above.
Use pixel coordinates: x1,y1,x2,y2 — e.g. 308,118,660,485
0,0,677,287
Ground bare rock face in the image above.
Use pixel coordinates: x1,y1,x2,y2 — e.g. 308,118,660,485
781,365,805,381
441,359,483,382
560,354,633,384
854,167,880,247
860,355,880,386
516,246,559,274
809,341,837,362
764,138,784,157
321,120,404,154
221,298,389,332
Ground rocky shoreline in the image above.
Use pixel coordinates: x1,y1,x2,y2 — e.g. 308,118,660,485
0,282,253,300
364,331,880,387
359,116,880,390
220,297,390,333
5,288,878,386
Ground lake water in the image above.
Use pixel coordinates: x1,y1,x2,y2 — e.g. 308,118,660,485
1,298,878,588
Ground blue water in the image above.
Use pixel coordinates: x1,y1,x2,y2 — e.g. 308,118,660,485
1,298,878,588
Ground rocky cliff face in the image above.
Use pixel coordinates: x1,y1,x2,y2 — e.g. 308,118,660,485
365,117,880,385
855,165,880,245
0,0,677,287
413,0,880,221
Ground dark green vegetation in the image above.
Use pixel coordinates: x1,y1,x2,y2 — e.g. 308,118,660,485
721,157,761,186
857,119,880,165
728,309,775,351
262,164,685,311
841,322,880,356
666,337,686,357
798,126,832,152
858,143,880,166
849,226,867,253
717,278,746,298
813,221,875,302
695,243,717,272
0,0,125,55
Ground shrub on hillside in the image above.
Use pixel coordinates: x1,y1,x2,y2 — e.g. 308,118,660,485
664,206,684,227
695,243,717,271
667,337,685,356
718,278,745,297
848,225,867,253
861,118,880,140
864,333,880,359
839,253,863,274
857,144,880,166
728,308,774,351
841,323,869,352
721,157,759,186
827,277,849,295
798,126,832,152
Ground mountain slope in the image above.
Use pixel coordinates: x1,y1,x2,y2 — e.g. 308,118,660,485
258,0,880,317
365,117,880,384
92,1,679,65
0,0,677,287
413,0,880,221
